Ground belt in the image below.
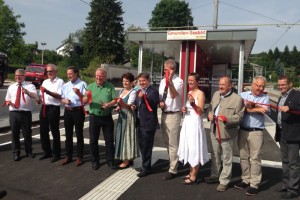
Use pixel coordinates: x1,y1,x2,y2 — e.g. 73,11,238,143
65,106,82,111
163,111,181,114
90,114,111,118
240,127,264,132
45,105,60,107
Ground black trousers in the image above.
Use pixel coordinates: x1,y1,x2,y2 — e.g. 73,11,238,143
39,105,61,157
280,136,300,193
64,109,85,158
9,111,32,155
137,126,156,171
89,115,114,164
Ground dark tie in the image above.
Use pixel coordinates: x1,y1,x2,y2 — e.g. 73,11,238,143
14,84,21,109
162,85,168,102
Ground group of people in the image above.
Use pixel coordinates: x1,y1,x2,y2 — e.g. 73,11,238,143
204,75,300,199
4,59,300,199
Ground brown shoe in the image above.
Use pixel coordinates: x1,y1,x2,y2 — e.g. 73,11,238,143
76,157,83,166
204,176,219,184
162,172,176,180
216,184,228,192
61,157,72,165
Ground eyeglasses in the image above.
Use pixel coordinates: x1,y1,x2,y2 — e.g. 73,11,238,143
253,83,265,89
15,75,24,77
47,71,53,73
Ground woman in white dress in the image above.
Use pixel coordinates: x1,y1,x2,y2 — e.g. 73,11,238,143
178,73,209,185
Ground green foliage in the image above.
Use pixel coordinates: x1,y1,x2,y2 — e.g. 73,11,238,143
148,0,194,30
124,25,146,66
0,0,26,55
249,45,300,86
60,30,87,68
83,0,125,64
130,43,139,68
274,58,284,77
56,60,69,81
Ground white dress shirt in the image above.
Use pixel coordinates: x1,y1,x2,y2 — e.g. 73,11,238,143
5,81,37,111
159,74,183,112
40,77,64,106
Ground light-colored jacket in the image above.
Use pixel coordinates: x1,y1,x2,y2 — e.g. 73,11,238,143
208,90,245,139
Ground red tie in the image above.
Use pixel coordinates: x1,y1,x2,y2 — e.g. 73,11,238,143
15,84,21,109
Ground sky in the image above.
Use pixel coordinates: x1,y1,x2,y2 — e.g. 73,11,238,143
4,0,300,54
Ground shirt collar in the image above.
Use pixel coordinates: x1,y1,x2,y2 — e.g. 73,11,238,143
282,89,292,97
220,90,232,98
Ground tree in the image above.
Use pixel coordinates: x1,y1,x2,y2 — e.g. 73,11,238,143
274,58,284,77
290,46,300,74
83,0,125,64
124,25,146,68
0,0,26,55
61,31,86,68
273,47,281,60
267,49,274,60
9,42,38,65
282,45,290,65
148,0,194,30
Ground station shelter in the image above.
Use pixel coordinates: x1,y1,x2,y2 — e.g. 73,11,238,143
127,29,257,103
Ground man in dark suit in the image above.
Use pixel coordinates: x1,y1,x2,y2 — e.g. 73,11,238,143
135,73,159,177
275,75,300,199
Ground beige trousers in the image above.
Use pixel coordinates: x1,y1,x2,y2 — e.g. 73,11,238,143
161,112,182,174
210,132,236,185
238,129,263,189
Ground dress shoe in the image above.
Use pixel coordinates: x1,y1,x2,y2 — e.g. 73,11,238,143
61,157,73,165
275,185,288,193
216,184,228,192
0,190,7,199
107,161,117,170
39,154,52,160
51,156,61,163
281,191,299,199
118,160,131,170
26,153,35,158
135,167,142,172
13,154,21,161
246,187,258,196
76,157,83,166
137,170,150,177
204,176,219,184
118,164,130,170
92,162,100,170
162,172,176,180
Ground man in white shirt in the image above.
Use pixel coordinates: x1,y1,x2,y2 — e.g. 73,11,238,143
38,64,64,163
5,69,37,161
159,59,183,180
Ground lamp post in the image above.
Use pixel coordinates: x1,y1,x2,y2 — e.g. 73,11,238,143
41,42,46,65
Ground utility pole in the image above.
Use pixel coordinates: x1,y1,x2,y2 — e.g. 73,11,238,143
213,0,219,30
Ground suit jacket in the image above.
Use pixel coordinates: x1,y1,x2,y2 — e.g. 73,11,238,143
136,85,159,131
276,89,300,142
208,90,245,139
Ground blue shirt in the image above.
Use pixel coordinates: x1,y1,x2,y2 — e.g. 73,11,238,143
61,78,87,108
240,90,270,129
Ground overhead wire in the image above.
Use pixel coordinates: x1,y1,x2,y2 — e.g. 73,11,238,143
79,0,90,6
270,18,300,49
219,0,287,24
79,0,300,49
